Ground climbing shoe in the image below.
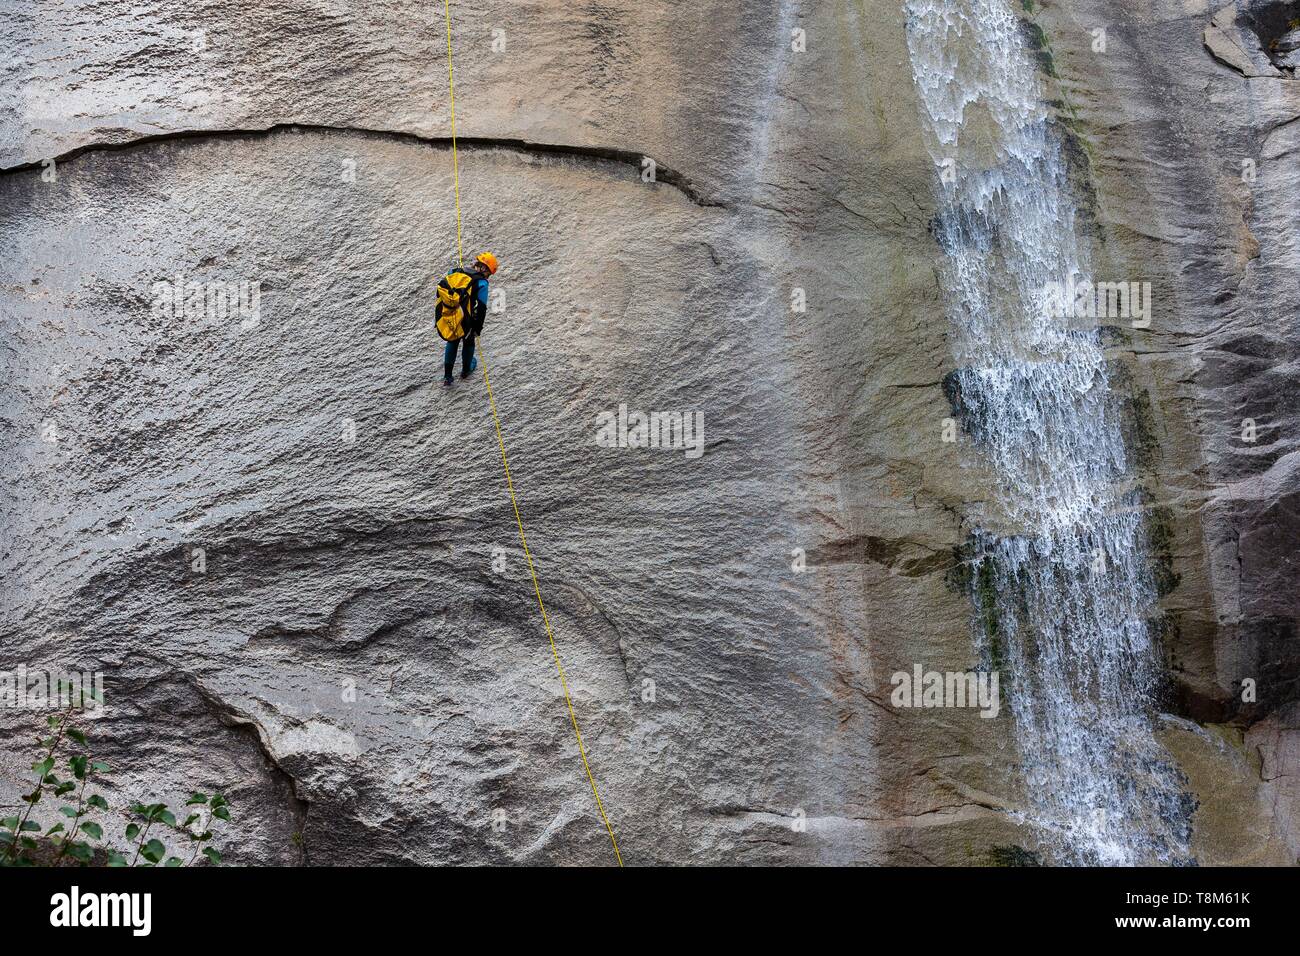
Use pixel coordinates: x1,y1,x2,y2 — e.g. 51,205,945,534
461,356,478,379
442,376,454,387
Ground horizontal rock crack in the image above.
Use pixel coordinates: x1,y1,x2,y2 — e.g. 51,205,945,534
0,122,729,208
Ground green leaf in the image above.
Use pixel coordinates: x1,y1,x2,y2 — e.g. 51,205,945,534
185,793,209,806
59,806,78,818
0,817,18,831
80,822,103,840
19,836,38,851
164,857,184,867
141,839,166,864
66,728,87,746
201,846,222,865
91,761,110,774
19,820,41,832
87,794,109,811
54,782,75,797
106,851,128,867
212,806,230,822
47,715,60,727
70,755,88,779
66,842,94,863
209,794,227,808
46,823,65,836
158,810,177,827
32,757,54,777
125,823,140,841
20,790,41,804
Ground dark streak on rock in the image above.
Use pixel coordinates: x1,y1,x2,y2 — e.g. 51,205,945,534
0,122,731,209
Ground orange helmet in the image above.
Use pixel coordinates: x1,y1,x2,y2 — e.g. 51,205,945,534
475,251,499,275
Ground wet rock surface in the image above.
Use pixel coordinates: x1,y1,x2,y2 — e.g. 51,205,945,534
0,0,1295,864
1038,0,1299,862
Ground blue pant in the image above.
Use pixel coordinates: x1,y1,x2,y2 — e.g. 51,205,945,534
444,334,476,380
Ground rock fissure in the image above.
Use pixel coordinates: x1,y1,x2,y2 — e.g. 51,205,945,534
0,121,729,208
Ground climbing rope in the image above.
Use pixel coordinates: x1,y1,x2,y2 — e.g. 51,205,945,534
440,0,624,867
442,0,464,266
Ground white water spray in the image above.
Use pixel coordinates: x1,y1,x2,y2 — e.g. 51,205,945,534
904,0,1191,864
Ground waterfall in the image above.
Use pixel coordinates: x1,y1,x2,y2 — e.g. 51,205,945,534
903,0,1192,864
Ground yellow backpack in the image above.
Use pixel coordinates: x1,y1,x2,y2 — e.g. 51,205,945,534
435,269,475,341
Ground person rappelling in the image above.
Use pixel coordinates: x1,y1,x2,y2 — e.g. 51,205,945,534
434,251,499,386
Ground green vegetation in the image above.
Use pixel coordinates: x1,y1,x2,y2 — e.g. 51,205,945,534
0,683,232,867
987,844,1043,866
1127,387,1161,473
972,555,1009,672
1018,4,1082,124
948,540,1013,674
1143,502,1182,598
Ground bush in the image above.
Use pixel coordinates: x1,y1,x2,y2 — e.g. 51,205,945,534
0,682,231,867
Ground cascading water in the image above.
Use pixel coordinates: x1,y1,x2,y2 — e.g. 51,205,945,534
903,0,1192,864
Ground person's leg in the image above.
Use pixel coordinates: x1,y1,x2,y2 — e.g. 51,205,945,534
443,339,459,382
461,334,476,377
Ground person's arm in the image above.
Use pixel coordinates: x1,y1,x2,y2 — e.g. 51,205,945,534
473,279,489,335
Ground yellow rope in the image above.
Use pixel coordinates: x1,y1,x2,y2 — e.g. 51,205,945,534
442,0,463,265
441,0,623,867
479,349,624,866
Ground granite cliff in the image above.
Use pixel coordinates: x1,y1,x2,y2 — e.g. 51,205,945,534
1,0,1295,864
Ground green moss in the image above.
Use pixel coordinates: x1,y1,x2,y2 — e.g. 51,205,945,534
946,544,973,593
1107,361,1161,474
1095,370,1184,599
1144,503,1182,598
1150,612,1180,688
1099,324,1134,349
950,538,1011,673
1021,9,1085,125
1045,115,1102,244
1128,388,1161,473
1019,10,1102,236
987,844,1043,866
1021,22,1060,78
974,557,1008,671
1022,19,1045,50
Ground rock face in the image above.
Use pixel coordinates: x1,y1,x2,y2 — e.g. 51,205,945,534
1029,0,1300,864
0,0,1295,865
